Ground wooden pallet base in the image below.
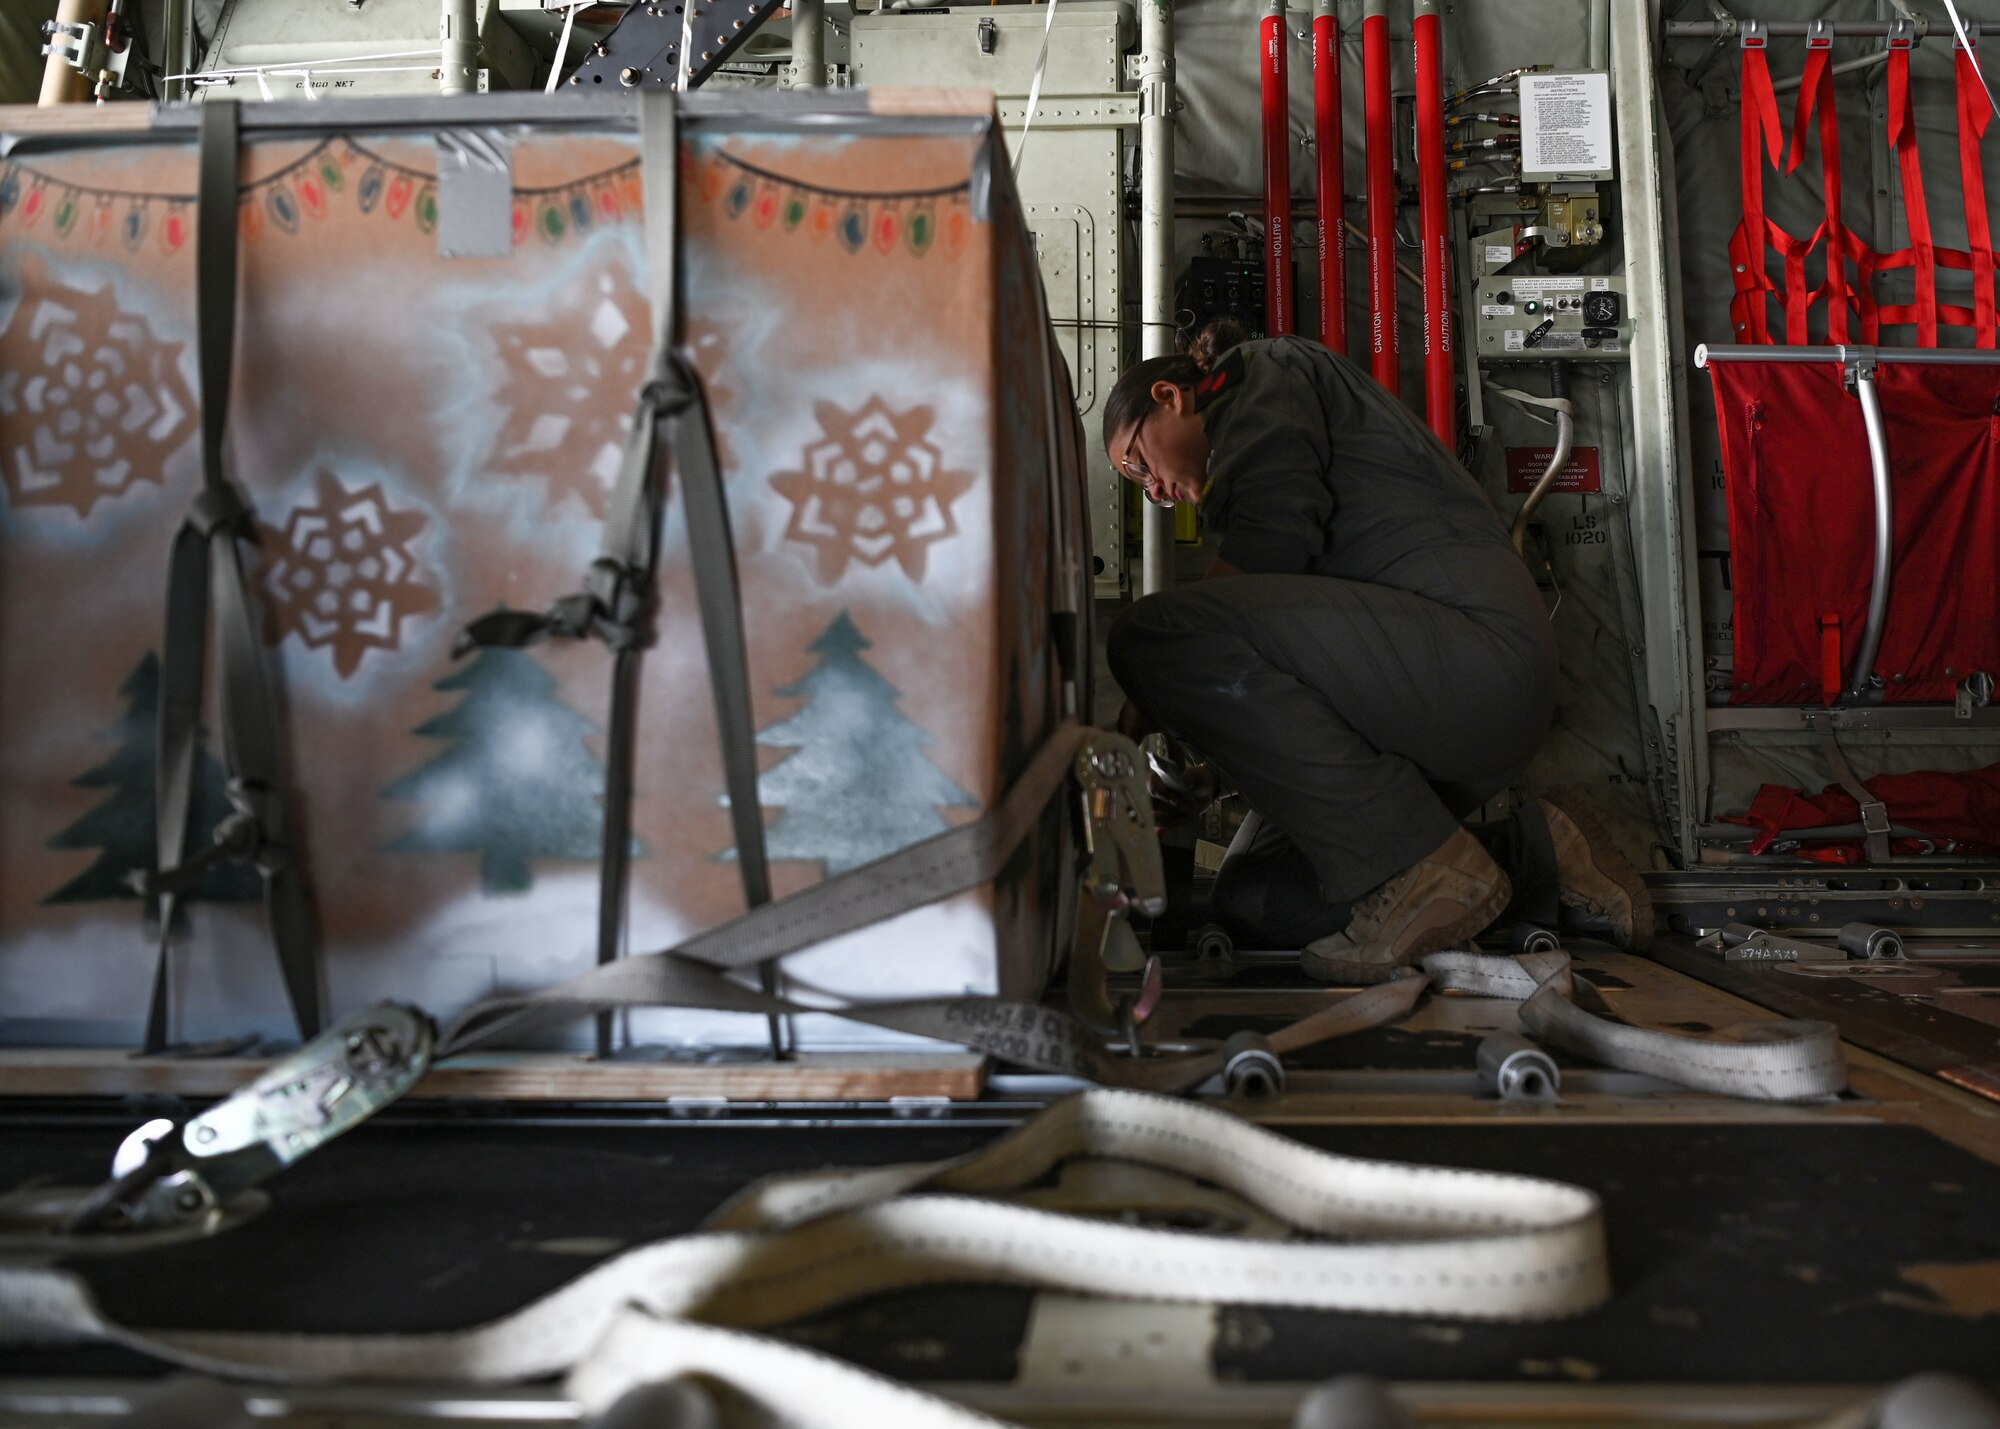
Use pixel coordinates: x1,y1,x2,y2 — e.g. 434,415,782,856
0,1049,989,1103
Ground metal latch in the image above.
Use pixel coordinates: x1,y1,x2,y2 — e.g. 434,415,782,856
69,1003,433,1235
1074,735,1168,1047
1697,924,1846,963
1077,737,1167,922
40,0,134,100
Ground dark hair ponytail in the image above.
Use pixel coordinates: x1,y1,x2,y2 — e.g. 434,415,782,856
1186,317,1249,372
1100,320,1251,449
1102,353,1200,449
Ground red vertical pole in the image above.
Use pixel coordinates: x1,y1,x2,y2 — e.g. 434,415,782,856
1361,0,1398,392
1261,0,1293,335
1413,0,1453,444
1312,0,1346,352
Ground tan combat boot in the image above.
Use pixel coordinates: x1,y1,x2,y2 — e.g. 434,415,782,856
1538,788,1654,951
1301,827,1511,984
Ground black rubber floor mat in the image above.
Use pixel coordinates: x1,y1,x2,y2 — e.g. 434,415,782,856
4,1118,1998,1385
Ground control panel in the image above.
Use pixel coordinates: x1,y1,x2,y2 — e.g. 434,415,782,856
1474,274,1630,360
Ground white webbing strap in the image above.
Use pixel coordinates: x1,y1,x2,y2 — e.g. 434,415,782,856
0,1090,1609,1400
1421,950,1848,1102
0,960,1844,1421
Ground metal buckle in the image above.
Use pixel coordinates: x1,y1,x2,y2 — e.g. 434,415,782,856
1072,735,1167,1041
1739,17,1768,50
1888,17,1916,51
1805,17,1833,50
1075,736,1166,919
83,1003,433,1234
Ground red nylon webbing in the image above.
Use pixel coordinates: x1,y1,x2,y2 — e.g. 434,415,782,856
1957,44,1997,348
1887,41,1940,345
1729,38,2000,347
1729,40,1785,343
1787,37,1852,341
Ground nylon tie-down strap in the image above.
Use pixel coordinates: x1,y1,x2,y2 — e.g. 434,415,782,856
1785,23,1851,343
1815,728,1894,865
1955,24,1997,349
0,1088,1613,1393
1729,25,2000,347
0,1001,1844,1413
441,833,1849,1097
0,968,1845,1409
457,94,789,1055
143,100,320,1052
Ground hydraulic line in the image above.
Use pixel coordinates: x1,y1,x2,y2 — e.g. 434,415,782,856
1510,362,1573,554
1414,0,1453,443
1362,0,1397,390
1260,0,1292,334
1312,0,1346,351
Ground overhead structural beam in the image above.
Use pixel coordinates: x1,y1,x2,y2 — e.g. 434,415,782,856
792,0,825,87
1667,20,1930,38
1140,0,1176,596
568,0,793,91
440,0,478,95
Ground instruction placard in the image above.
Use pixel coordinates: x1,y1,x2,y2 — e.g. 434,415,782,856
1506,445,1602,495
1520,71,1613,180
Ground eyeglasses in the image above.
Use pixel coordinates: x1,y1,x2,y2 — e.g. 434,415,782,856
1117,406,1171,506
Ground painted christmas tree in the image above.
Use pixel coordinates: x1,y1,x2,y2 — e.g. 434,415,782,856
44,653,262,918
740,612,976,875
383,648,607,893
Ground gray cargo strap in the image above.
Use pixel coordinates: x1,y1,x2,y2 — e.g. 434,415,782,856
1813,723,1894,864
440,807,1845,1102
457,94,787,1055
0,1088,1613,1396
143,99,320,1052
433,719,1381,1085
1421,950,1847,1101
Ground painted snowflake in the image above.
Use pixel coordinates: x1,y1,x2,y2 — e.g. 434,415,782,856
0,258,194,518
485,268,650,519
257,470,442,679
770,399,974,583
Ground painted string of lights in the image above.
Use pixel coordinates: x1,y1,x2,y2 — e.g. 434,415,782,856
0,141,972,261
0,139,640,251
691,148,975,259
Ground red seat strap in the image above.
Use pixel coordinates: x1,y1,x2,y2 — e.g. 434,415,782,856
1819,613,1844,708
1957,29,1997,349
1787,24,1852,342
1729,26,1785,344
1887,30,1940,345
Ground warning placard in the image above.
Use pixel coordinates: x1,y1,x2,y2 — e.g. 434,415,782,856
1505,445,1601,494
1520,71,1613,180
